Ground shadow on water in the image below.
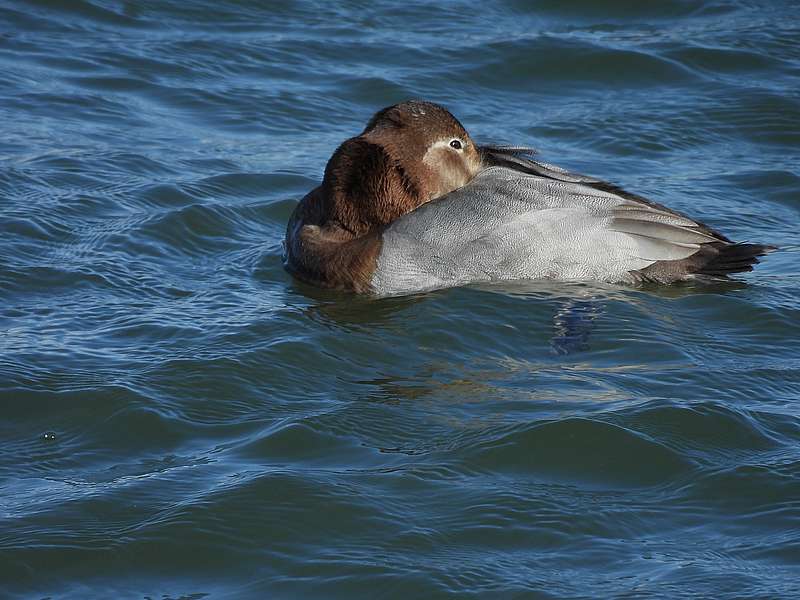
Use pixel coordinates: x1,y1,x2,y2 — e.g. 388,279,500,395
276,275,752,353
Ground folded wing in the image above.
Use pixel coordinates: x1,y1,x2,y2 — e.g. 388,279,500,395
371,149,773,295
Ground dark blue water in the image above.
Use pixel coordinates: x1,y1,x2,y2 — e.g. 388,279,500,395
2,1,799,598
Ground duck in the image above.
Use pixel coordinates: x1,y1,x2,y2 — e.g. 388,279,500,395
284,100,774,296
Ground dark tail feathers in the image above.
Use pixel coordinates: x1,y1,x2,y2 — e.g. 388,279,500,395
697,242,777,277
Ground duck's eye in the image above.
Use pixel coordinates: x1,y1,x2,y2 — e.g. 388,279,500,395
449,139,463,150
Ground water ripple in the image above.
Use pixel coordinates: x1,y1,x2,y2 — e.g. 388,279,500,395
2,0,799,597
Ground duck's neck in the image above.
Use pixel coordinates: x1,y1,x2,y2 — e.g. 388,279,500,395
320,136,430,238
285,136,434,292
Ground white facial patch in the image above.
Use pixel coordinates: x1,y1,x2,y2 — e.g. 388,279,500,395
422,139,459,166
422,138,464,168
422,139,471,197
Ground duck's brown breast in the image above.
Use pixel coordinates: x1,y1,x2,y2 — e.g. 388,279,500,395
284,188,384,293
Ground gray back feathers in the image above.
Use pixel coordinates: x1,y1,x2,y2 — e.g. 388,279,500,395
371,163,726,296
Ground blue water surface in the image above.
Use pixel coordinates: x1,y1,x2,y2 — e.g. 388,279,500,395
1,1,799,598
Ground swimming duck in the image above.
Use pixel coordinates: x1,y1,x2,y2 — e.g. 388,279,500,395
285,100,773,296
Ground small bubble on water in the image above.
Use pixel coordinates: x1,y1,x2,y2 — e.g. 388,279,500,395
42,431,57,441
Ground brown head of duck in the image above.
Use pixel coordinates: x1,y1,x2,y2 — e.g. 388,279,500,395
285,100,483,292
